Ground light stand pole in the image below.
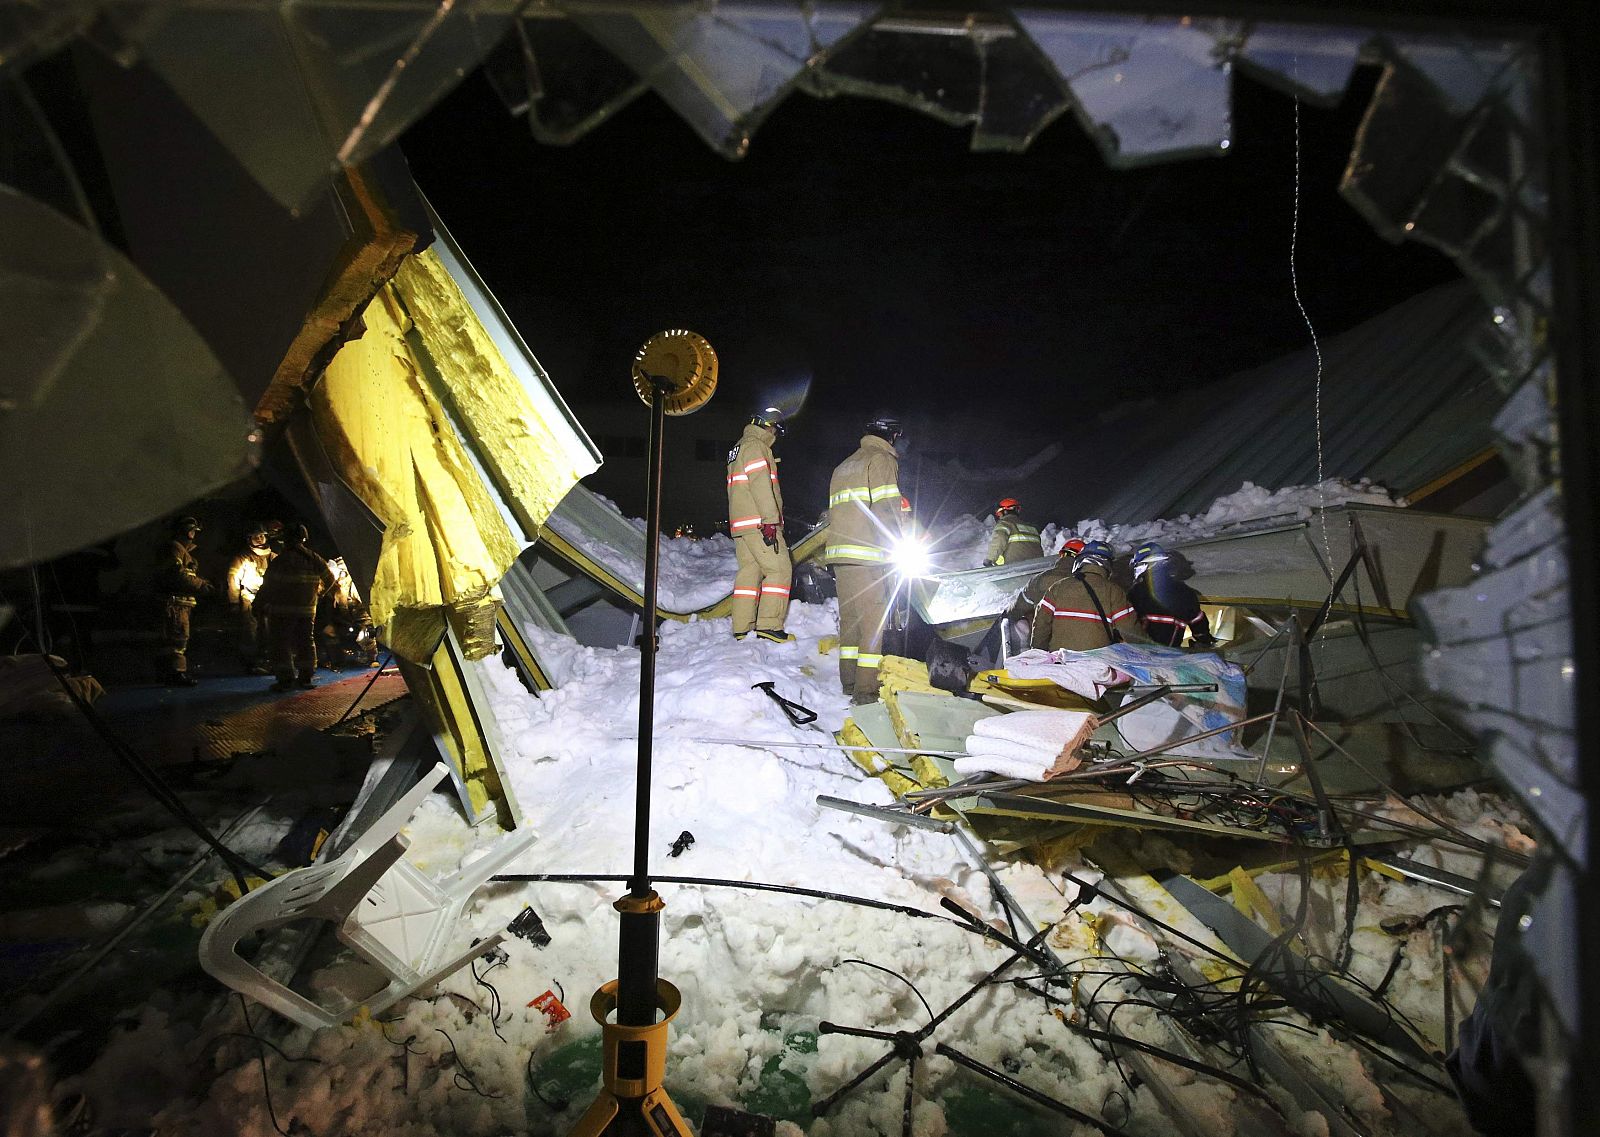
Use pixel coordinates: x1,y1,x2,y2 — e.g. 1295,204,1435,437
569,330,717,1137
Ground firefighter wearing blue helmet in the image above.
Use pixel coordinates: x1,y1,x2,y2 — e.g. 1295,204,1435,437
1128,542,1216,647
1030,540,1141,651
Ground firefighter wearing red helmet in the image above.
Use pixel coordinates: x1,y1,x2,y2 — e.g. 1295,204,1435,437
726,407,793,643
982,498,1043,567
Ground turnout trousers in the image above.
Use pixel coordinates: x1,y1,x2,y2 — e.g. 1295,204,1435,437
731,532,792,635
834,563,893,701
268,612,318,685
160,597,195,674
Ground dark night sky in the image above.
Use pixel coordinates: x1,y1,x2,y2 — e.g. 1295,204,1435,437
401,63,1459,427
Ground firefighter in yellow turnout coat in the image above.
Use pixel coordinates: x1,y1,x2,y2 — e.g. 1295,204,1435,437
983,498,1044,566
726,409,793,642
825,413,910,702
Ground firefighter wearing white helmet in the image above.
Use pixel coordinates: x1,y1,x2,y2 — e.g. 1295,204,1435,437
726,407,793,643
825,412,910,702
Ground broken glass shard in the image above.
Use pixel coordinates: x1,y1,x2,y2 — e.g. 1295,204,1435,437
570,1,876,158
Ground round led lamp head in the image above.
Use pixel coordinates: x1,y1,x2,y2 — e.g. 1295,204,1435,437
632,330,718,416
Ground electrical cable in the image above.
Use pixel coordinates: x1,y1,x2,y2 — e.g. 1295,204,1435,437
470,955,508,1043
490,873,1029,953
235,993,312,1137
435,1028,502,1099
329,651,395,729
837,958,935,1024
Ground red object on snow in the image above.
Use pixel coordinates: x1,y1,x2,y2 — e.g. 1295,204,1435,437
529,990,571,1031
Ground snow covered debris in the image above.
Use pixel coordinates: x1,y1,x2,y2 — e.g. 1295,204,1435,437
933,479,1400,569
70,595,1502,1136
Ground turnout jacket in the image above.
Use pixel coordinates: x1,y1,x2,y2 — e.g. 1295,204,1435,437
1129,572,1212,646
726,424,783,534
1006,558,1074,622
825,434,909,565
226,545,273,606
984,515,1044,565
258,543,337,618
1030,562,1140,651
162,540,210,605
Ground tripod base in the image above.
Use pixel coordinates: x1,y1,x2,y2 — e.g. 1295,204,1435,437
566,977,693,1137
568,1085,692,1137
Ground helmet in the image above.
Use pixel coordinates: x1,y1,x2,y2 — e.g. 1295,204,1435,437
1130,541,1170,575
291,524,310,544
996,498,1020,517
1058,537,1086,558
173,516,201,534
1073,540,1113,569
865,411,904,444
751,406,785,438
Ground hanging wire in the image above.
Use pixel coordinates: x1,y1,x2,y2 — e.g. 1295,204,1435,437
1289,66,1333,594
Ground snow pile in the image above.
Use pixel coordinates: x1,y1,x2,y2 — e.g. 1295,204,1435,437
543,489,738,613
1067,479,1399,552
72,600,1498,1137
931,479,1400,571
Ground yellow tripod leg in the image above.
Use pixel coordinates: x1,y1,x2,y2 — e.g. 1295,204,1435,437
640,1087,693,1136
567,1090,620,1137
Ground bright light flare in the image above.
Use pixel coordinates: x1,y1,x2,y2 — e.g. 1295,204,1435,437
236,559,265,603
890,534,932,578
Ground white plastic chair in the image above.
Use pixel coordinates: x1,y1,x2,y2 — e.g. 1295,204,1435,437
199,762,537,1029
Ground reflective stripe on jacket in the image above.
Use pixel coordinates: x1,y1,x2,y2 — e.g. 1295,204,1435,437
984,515,1044,565
1030,563,1139,651
726,424,783,533
824,434,905,565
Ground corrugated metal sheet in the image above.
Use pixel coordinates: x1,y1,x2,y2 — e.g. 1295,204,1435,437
1082,280,1498,524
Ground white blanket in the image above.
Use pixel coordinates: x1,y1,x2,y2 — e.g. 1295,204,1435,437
963,734,1058,766
971,708,1097,750
953,753,1053,781
1004,649,1121,699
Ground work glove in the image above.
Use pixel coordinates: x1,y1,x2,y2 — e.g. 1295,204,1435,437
759,523,780,548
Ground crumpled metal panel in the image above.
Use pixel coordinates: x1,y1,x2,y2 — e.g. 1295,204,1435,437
570,1,875,158
394,219,599,545
308,286,520,662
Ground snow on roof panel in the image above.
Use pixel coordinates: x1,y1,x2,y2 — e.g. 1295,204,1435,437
1080,280,1495,525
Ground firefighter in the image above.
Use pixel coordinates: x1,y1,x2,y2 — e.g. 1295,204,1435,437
982,498,1044,566
157,516,214,686
825,412,910,702
1128,541,1216,647
258,525,337,691
1031,540,1143,651
726,407,793,643
225,523,275,674
1004,536,1085,650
